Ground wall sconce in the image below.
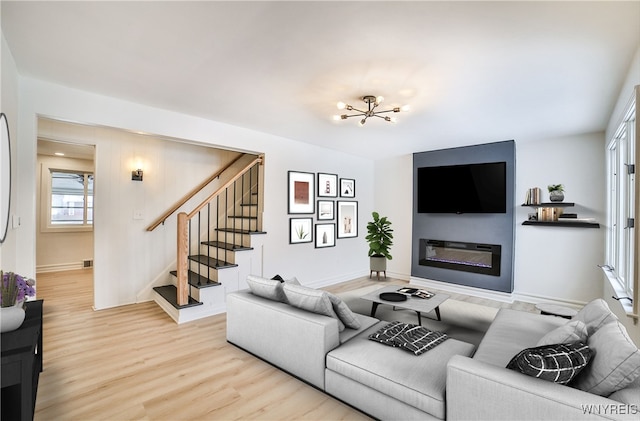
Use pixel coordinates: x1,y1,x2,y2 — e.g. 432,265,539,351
131,169,143,181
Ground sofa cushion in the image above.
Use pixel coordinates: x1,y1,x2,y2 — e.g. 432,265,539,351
473,309,566,367
283,283,345,331
327,292,361,329
572,320,640,396
326,321,475,419
506,342,592,385
246,275,287,302
536,320,588,346
572,298,618,336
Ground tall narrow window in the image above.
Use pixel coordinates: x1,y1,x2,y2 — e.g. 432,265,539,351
606,94,636,305
50,170,93,226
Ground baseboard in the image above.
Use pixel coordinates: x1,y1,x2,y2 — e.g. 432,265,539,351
512,291,586,310
36,262,84,273
410,276,586,309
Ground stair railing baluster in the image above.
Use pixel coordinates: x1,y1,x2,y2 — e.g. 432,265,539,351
216,195,220,267
224,186,229,266
207,203,211,284
233,177,238,249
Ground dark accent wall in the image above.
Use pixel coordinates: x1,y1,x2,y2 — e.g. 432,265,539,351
411,140,515,293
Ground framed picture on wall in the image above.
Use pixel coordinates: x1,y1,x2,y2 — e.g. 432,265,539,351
317,173,338,197
315,223,336,248
289,218,313,244
317,200,334,220
337,201,358,238
288,171,315,214
339,178,355,198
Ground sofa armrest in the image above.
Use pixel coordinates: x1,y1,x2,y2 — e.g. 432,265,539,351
226,291,340,390
446,355,639,421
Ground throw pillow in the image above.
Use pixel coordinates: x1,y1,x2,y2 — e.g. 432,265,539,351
572,299,618,336
327,293,361,329
536,320,588,347
368,321,448,355
572,320,640,396
270,274,301,285
246,275,287,303
506,342,592,385
282,283,345,331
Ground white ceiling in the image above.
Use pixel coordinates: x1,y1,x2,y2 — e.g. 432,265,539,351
2,1,639,160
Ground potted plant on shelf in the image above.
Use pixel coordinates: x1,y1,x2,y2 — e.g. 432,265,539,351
366,212,393,279
548,184,565,202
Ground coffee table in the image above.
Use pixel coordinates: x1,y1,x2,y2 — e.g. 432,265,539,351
360,285,450,326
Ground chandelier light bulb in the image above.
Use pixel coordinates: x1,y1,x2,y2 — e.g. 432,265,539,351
401,104,411,112
375,96,384,105
359,118,366,126
333,115,341,121
336,101,346,110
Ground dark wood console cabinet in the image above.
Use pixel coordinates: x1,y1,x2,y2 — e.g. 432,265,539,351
1,299,43,421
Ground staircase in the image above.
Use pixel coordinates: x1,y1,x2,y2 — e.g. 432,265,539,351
148,154,265,323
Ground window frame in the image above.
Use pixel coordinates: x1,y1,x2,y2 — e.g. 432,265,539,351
605,89,637,317
40,164,94,233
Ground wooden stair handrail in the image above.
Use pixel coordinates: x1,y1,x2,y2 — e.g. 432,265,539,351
187,156,263,220
146,153,246,231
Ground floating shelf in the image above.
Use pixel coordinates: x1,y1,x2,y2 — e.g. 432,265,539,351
521,202,575,208
522,220,600,228
521,202,599,228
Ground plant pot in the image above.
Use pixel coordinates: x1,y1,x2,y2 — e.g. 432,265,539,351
370,256,387,272
549,190,564,202
1,301,26,333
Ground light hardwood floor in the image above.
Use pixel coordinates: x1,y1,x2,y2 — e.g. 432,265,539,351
34,270,535,420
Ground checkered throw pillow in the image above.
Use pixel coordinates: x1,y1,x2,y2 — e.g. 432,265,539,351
368,321,448,355
506,342,592,384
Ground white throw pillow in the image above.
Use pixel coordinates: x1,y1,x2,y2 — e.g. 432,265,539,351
536,320,588,347
246,275,287,303
327,292,361,330
572,320,640,396
572,299,618,336
283,283,345,331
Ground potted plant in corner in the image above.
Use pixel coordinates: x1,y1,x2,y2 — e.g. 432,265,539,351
548,184,565,202
366,212,393,280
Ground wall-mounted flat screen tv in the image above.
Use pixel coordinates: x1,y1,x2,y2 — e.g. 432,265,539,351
417,161,507,214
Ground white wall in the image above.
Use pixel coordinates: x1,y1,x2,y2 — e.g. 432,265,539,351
16,77,374,309
0,32,20,274
514,132,606,304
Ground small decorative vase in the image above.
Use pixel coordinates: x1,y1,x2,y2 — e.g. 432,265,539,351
549,190,564,202
1,301,26,333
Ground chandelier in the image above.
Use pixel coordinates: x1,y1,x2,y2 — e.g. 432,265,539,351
334,95,408,126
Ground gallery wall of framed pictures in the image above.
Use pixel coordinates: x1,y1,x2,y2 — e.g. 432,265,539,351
288,170,357,248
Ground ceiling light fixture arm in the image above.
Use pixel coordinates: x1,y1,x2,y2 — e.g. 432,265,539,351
336,95,403,125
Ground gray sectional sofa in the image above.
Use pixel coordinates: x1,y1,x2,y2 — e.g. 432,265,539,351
226,276,640,420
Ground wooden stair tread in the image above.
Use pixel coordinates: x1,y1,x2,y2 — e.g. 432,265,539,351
188,254,238,269
216,228,267,235
200,241,252,251
169,270,221,288
153,285,202,309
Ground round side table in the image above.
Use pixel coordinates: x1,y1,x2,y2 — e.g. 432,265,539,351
535,303,578,319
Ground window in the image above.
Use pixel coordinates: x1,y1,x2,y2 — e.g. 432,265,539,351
605,92,636,313
49,170,93,227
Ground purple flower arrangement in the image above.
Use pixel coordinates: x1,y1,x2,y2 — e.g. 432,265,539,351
1,270,36,308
